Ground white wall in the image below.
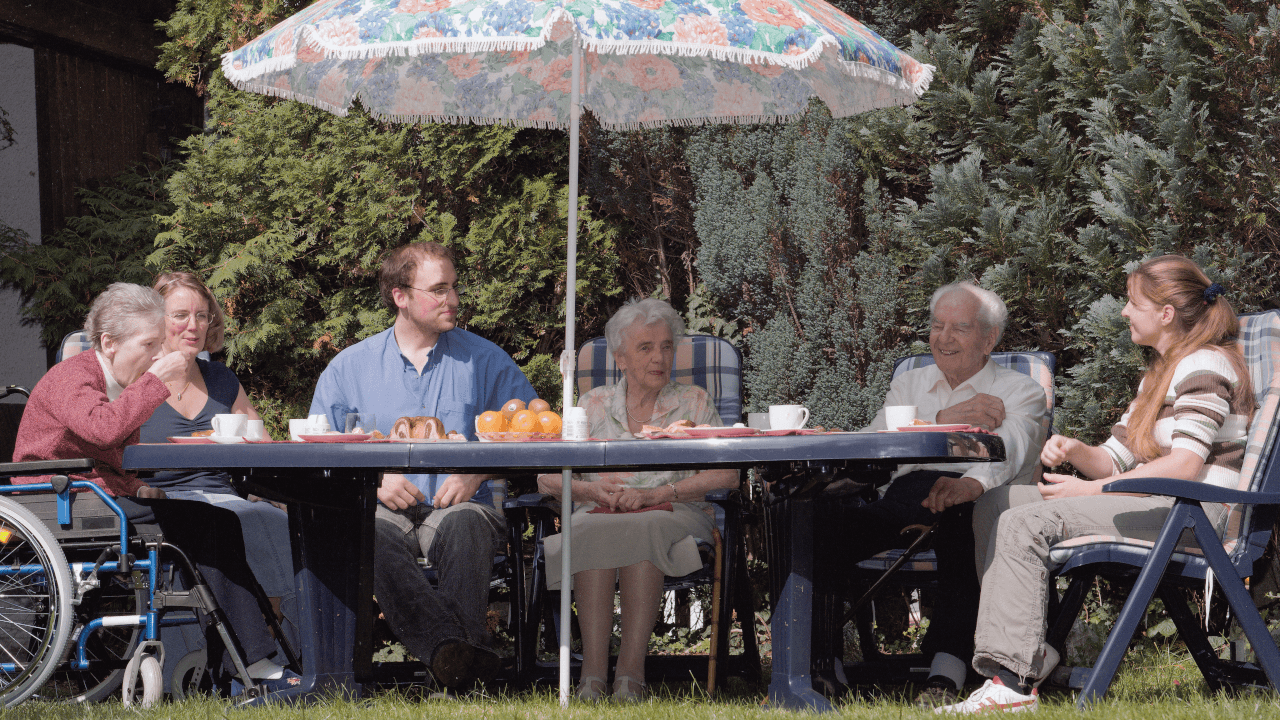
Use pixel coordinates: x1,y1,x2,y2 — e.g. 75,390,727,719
0,44,49,401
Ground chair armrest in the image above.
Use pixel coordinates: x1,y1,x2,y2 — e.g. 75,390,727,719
702,488,740,506
1103,477,1280,505
504,492,556,510
0,458,95,480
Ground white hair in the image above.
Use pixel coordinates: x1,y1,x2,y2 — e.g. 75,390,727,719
605,298,685,356
929,281,1007,345
84,283,166,351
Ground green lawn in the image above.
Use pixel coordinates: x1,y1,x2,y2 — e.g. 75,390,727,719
7,646,1280,720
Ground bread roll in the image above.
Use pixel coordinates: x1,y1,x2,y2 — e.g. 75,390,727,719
391,416,448,439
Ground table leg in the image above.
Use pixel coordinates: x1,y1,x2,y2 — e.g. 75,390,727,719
768,496,833,712
238,470,377,703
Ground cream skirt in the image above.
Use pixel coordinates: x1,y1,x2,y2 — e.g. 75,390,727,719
543,502,715,590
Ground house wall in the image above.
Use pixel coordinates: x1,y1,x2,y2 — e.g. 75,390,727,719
0,43,48,401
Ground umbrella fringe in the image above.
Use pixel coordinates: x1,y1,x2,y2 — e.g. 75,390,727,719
225,80,353,117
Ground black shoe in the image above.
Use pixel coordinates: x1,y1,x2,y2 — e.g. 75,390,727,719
469,645,501,685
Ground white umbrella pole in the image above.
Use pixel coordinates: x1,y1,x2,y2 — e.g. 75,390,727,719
559,30,582,709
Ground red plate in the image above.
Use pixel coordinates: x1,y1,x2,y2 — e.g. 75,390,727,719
759,428,820,436
680,426,761,438
298,433,372,443
168,436,215,444
895,424,977,432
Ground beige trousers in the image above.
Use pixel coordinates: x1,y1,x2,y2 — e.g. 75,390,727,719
970,486,1225,680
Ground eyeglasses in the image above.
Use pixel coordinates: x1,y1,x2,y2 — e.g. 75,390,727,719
401,283,466,303
168,311,211,325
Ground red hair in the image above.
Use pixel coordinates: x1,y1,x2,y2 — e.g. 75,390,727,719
1125,256,1253,461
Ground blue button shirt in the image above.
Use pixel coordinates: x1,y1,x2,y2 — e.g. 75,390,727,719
309,326,537,506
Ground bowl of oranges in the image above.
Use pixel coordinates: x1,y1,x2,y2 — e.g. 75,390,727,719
476,399,563,441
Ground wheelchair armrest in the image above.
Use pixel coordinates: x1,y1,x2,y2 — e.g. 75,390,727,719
1103,477,1280,505
0,458,95,480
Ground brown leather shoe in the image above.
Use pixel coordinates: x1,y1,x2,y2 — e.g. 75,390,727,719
430,640,475,688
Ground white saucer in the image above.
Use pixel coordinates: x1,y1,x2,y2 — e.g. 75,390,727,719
209,435,246,444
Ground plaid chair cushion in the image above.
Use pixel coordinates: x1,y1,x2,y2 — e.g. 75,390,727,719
1048,310,1280,567
57,330,93,363
576,335,742,427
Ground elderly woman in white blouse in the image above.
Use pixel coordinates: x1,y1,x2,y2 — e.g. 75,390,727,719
539,298,738,702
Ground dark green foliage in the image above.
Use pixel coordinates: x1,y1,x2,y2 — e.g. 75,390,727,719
0,163,174,349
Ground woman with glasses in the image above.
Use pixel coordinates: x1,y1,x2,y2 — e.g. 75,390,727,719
138,272,297,646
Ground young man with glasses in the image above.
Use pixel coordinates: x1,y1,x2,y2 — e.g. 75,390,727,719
309,241,537,691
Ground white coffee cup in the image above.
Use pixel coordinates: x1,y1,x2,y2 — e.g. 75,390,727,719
210,413,247,438
884,405,918,430
769,405,809,430
747,412,771,430
307,414,331,434
244,419,266,441
288,419,310,442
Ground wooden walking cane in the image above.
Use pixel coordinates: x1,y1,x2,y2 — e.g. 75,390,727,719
706,526,724,697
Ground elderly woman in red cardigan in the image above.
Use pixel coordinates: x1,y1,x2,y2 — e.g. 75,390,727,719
12,282,297,694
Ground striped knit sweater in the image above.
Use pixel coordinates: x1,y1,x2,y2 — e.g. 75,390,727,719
1104,347,1251,489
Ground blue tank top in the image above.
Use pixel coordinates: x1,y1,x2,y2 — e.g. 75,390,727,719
139,359,241,491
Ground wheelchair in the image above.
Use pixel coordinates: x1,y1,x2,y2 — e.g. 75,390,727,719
0,389,293,707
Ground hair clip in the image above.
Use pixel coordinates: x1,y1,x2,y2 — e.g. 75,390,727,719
1203,282,1225,304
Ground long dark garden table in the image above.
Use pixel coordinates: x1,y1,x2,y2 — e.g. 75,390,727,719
123,430,1002,708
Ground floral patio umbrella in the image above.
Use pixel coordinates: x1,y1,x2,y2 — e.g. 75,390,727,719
223,0,932,702
224,0,932,130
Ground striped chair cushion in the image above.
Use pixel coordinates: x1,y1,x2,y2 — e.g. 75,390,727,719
1048,310,1280,567
575,335,743,427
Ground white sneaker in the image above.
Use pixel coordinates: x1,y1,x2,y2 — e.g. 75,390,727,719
934,677,1038,714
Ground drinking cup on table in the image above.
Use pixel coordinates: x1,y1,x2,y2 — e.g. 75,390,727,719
244,419,266,441
768,405,809,430
746,412,771,430
210,413,247,438
307,414,331,434
562,406,589,441
288,419,310,442
345,413,376,435
884,405,918,430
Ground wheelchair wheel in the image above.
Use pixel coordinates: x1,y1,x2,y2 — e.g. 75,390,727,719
37,577,146,702
0,496,74,706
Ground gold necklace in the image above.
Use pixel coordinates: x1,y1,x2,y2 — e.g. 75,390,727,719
171,379,191,400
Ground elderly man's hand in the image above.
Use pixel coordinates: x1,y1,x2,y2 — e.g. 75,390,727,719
378,473,425,510
936,393,1005,431
921,476,984,513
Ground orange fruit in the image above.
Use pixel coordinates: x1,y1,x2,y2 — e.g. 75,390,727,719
502,398,526,420
536,410,562,434
509,409,539,433
528,398,551,413
476,410,507,433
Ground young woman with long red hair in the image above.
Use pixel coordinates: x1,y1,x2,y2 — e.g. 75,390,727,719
940,255,1254,713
